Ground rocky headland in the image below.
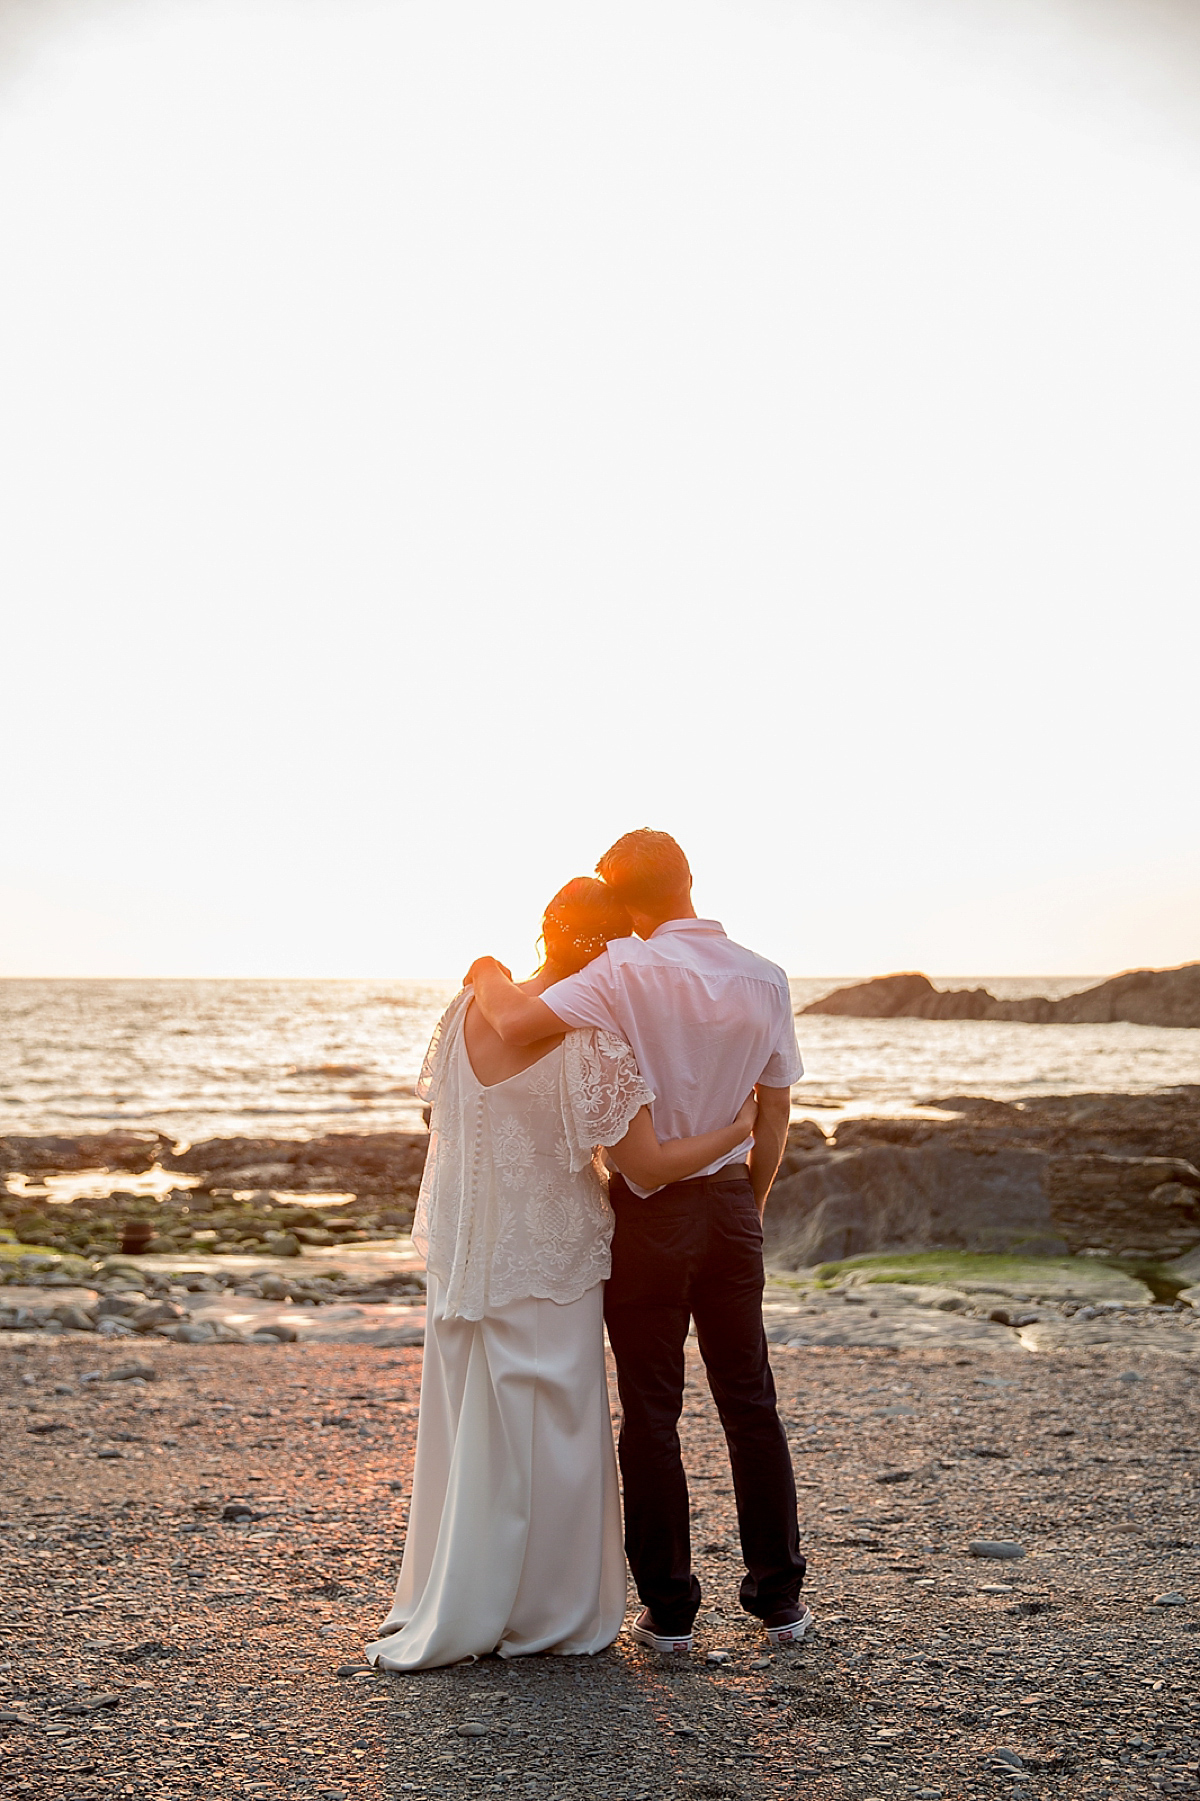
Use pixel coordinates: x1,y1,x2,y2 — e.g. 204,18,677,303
801,963,1200,1027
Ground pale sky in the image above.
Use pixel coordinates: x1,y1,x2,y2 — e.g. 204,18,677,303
1,0,1198,980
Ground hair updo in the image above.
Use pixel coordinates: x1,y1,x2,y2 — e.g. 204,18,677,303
540,877,633,977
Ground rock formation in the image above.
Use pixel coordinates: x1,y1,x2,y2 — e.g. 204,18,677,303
801,961,1200,1027
763,1086,1200,1269
4,1090,1200,1273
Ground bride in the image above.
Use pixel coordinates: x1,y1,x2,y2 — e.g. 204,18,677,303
366,877,757,1671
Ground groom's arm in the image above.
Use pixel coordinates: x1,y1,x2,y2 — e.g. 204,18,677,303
748,1084,791,1217
465,958,565,1045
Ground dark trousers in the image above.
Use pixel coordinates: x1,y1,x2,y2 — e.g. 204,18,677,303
604,1165,805,1635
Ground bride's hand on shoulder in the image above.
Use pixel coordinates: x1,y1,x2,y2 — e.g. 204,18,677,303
462,956,513,989
735,1092,759,1136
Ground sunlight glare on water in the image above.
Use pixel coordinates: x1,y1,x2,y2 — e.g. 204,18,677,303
0,977,1196,1144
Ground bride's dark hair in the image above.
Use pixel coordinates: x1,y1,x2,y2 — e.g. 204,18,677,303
540,877,633,977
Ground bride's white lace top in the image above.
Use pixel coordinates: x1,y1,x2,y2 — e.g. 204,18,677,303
412,989,654,1320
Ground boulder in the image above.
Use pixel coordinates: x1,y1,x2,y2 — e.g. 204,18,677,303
763,1145,1067,1269
763,1136,1200,1268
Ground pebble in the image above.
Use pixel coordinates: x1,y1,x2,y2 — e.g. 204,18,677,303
336,1663,376,1677
705,1650,731,1664
969,1540,1025,1559
1151,1592,1188,1606
50,1303,96,1332
96,1448,124,1460
990,1749,1025,1770
104,1360,155,1382
1118,1370,1145,1382
979,1584,1014,1594
457,1721,489,1736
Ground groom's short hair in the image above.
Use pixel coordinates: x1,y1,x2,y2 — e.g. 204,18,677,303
596,829,691,910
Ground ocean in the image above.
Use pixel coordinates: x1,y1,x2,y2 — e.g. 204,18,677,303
2,977,1198,1147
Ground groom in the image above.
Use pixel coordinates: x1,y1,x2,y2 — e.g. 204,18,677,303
467,828,809,1653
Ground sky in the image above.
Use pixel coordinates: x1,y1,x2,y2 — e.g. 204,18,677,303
1,0,1198,980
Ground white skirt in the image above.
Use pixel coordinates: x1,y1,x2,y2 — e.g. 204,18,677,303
365,1275,626,1671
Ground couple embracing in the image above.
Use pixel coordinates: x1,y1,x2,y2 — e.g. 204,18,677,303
366,829,809,1671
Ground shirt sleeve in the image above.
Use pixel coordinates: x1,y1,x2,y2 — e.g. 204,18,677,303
758,994,804,1088
539,952,624,1035
560,1030,654,1172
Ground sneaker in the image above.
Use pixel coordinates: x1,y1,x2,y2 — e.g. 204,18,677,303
628,1608,694,1654
763,1605,813,1647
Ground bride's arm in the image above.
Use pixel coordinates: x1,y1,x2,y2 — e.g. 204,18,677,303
605,1093,758,1191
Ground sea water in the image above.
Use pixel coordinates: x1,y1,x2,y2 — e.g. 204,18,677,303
0,977,1196,1144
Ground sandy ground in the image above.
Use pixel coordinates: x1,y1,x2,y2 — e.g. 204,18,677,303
2,1320,1199,1801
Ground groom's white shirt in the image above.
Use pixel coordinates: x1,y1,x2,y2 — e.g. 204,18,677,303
540,918,803,1197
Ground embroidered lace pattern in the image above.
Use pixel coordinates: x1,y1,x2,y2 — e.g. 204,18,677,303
411,991,654,1320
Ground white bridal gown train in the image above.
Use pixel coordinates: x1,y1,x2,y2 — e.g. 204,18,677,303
365,1277,625,1669
365,990,650,1671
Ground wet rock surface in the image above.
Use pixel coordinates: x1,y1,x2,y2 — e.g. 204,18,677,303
3,1330,1198,1801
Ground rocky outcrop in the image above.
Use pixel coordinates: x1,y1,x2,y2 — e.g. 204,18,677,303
764,1088,1200,1268
801,962,1200,1027
0,1132,172,1176
800,973,995,1020
164,1131,429,1198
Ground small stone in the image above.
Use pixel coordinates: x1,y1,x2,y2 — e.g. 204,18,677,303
103,1360,155,1382
979,1583,1014,1594
50,1303,97,1332
221,1502,256,1521
96,1448,124,1460
876,1470,912,1484
131,1300,187,1332
706,1650,731,1664
95,1295,143,1319
1151,1592,1188,1606
749,1656,771,1669
159,1322,218,1344
989,1749,1025,1770
457,1721,489,1736
336,1663,375,1676
1117,1371,1145,1382
969,1540,1025,1560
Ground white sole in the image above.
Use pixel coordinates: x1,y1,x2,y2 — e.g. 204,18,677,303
629,1623,694,1654
765,1607,814,1646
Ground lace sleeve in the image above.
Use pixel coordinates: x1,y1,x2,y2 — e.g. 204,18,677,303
561,1029,654,1172
416,990,471,1107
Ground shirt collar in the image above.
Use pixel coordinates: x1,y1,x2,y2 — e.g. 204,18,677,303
647,918,727,940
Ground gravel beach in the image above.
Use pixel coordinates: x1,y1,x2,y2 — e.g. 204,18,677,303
3,1326,1198,1801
